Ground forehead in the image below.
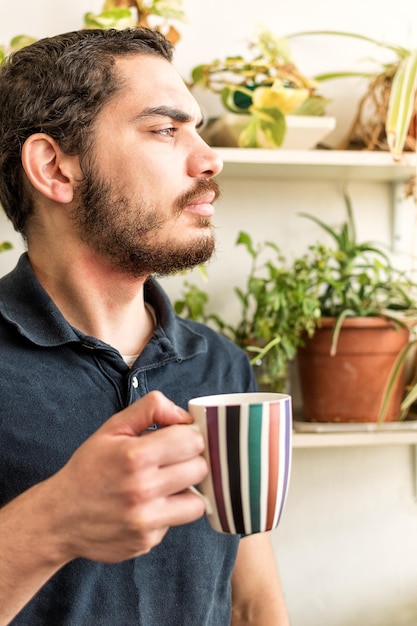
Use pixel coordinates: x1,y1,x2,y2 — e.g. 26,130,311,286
110,54,200,118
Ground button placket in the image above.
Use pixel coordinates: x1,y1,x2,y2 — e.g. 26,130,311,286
127,371,148,403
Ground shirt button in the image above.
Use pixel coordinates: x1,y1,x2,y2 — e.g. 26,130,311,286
132,376,139,389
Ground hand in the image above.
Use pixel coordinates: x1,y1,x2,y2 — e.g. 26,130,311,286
42,391,208,564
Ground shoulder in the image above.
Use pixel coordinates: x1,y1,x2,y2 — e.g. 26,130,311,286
175,316,258,392
177,315,246,358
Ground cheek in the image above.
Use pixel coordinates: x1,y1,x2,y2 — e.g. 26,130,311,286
99,148,184,211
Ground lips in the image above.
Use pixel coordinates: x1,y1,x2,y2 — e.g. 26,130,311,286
183,191,217,216
177,178,221,217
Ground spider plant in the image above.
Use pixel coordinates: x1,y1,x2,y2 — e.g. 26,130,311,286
287,30,417,160
299,192,417,355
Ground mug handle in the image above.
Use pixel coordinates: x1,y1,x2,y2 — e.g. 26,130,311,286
187,485,213,515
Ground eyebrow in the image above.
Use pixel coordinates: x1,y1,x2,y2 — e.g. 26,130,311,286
136,106,204,129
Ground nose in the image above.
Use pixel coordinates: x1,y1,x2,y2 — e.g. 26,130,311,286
188,135,223,179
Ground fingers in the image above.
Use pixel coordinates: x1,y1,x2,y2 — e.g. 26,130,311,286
55,449,208,563
135,491,207,533
51,393,209,563
101,390,193,437
130,422,205,468
131,440,208,503
103,491,207,560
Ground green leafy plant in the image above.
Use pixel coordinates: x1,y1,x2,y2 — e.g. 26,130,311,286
293,193,417,423
84,0,187,45
299,193,417,355
174,231,322,392
0,2,186,63
0,241,12,254
0,34,37,65
287,30,417,160
190,27,331,148
175,193,417,406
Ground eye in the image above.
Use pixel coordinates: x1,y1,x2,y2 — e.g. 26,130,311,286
155,126,177,138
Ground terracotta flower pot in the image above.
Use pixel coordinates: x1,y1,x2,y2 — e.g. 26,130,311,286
297,317,410,423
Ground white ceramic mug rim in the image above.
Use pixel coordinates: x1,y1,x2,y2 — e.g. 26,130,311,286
188,392,291,407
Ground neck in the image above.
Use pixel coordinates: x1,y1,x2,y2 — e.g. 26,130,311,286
28,247,155,356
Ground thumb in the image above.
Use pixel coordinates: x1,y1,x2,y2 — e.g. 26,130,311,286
100,390,192,437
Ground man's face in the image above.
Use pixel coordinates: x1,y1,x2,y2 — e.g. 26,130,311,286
72,54,223,277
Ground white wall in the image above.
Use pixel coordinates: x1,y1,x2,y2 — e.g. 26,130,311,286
1,2,417,625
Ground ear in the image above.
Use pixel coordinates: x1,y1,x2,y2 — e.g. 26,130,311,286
21,133,80,204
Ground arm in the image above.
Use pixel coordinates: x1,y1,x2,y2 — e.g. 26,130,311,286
231,533,290,626
0,391,207,625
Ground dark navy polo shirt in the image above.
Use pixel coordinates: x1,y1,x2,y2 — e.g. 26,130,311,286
0,254,257,626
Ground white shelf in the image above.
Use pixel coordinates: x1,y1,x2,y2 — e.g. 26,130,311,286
215,148,417,451
215,148,417,182
293,427,417,496
293,430,417,448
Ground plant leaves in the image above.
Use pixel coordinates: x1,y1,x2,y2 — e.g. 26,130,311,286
238,107,286,148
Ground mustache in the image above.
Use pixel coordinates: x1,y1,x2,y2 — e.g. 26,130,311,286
175,178,221,211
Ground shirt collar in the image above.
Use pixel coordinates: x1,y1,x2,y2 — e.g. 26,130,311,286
0,253,207,361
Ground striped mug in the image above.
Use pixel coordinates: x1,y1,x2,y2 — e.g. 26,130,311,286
188,392,292,535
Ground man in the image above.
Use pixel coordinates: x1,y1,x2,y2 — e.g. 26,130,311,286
0,28,289,625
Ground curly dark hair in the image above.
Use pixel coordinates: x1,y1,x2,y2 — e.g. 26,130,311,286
0,28,173,236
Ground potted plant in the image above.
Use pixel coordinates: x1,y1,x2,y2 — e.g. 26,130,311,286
295,193,417,423
83,0,187,45
287,30,417,161
174,232,322,393
0,2,186,61
190,27,334,149
174,193,417,422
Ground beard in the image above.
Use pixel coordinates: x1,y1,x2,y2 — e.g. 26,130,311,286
71,165,220,278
